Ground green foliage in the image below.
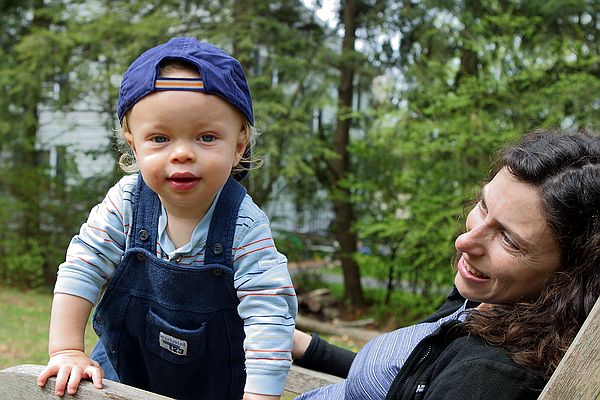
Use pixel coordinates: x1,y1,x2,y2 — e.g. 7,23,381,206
274,232,308,263
350,0,600,306
364,288,447,329
3,1,600,313
0,239,45,289
291,269,327,295
274,231,335,263
321,281,446,329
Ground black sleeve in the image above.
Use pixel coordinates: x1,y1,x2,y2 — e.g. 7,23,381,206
294,332,357,378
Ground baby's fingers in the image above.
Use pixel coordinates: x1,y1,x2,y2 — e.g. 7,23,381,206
66,366,83,395
85,365,104,389
89,358,104,378
37,365,59,387
54,365,73,396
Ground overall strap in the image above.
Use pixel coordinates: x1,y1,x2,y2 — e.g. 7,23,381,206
205,176,247,268
131,174,161,252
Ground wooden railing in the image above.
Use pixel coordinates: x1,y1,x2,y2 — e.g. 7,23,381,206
0,364,341,399
1,296,598,399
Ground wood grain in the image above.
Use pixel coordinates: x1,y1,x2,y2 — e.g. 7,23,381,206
538,297,600,400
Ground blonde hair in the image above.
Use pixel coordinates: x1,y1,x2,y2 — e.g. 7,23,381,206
116,59,261,176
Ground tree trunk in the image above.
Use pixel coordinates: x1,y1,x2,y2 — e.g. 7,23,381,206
20,1,47,283
331,0,366,309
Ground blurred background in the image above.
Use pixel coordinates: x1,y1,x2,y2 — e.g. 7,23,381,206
2,0,600,365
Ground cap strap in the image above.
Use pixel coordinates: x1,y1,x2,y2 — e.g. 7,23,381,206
155,77,204,91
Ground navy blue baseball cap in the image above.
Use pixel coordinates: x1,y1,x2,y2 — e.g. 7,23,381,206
118,37,254,124
117,37,254,180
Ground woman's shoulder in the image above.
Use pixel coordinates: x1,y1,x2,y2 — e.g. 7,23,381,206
440,335,514,362
437,334,544,381
422,334,545,399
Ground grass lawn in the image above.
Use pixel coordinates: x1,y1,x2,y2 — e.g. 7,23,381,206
0,286,98,369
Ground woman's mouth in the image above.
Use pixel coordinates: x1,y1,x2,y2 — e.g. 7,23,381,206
459,255,490,280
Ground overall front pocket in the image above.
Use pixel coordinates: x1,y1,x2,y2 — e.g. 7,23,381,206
144,308,207,365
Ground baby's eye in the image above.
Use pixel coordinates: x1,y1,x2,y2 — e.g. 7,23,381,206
151,135,169,144
199,134,215,143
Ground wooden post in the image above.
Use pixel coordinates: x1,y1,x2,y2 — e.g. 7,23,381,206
538,296,600,400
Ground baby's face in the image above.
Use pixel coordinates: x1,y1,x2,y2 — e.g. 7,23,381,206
124,69,246,220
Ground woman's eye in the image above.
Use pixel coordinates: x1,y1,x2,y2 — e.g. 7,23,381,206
501,232,519,250
200,134,215,143
477,200,487,215
151,135,169,143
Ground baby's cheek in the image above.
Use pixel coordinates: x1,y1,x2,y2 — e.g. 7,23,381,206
138,169,161,190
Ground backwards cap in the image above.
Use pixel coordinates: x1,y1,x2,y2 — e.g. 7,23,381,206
117,37,254,180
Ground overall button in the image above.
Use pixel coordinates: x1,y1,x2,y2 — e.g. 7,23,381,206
138,229,150,241
174,255,183,263
212,243,224,255
212,269,223,277
136,253,146,261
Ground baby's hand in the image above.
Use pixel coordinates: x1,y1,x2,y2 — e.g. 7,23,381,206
37,349,104,396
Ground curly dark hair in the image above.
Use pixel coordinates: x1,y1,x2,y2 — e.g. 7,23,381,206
461,127,600,380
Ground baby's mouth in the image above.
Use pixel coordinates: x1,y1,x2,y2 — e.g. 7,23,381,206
166,172,200,190
168,172,199,181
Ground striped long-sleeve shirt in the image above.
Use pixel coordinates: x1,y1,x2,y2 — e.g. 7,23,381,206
54,174,297,395
296,302,468,400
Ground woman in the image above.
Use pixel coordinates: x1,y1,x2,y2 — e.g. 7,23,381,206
292,129,600,400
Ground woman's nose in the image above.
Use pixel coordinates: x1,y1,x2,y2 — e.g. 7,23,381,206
455,223,486,256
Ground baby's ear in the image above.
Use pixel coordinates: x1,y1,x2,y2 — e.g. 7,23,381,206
235,126,248,164
124,130,136,153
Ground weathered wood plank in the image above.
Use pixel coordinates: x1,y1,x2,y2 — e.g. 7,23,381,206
0,364,173,399
284,365,343,395
0,364,340,399
538,296,600,400
295,314,380,343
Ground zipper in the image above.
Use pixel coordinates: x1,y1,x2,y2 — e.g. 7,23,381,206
398,344,432,398
385,341,433,400
385,318,462,400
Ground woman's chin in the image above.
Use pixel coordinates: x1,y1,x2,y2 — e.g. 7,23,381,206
454,274,486,303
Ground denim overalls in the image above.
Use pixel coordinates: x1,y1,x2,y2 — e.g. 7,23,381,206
91,175,246,400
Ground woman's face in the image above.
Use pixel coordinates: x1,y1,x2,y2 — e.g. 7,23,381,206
454,167,561,304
